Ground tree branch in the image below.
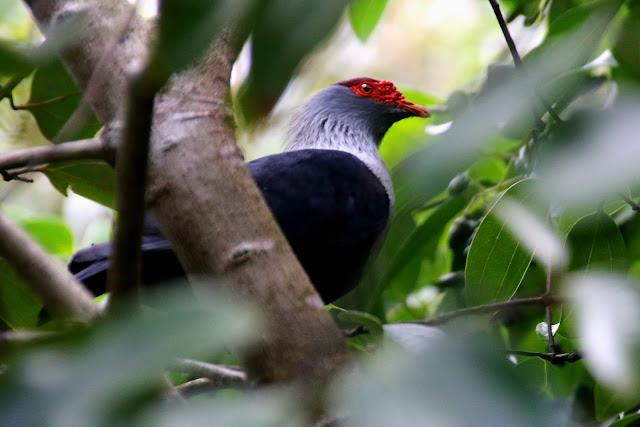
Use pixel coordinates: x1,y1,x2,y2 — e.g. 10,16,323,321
0,212,99,323
106,65,162,308
506,349,582,364
412,295,559,326
174,358,247,388
0,137,112,174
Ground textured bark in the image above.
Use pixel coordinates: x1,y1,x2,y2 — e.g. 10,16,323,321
24,0,349,382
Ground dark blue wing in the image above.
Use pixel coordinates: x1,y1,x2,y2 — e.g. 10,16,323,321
248,149,390,301
69,149,390,303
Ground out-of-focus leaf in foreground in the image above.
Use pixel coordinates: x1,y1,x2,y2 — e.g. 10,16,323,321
335,338,557,427
0,289,261,427
538,97,640,208
565,273,640,412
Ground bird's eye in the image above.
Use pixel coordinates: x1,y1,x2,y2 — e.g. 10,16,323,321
360,83,372,93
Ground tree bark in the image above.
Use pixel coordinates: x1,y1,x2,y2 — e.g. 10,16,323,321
24,0,349,382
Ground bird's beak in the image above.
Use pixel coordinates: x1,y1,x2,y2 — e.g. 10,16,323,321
396,100,430,118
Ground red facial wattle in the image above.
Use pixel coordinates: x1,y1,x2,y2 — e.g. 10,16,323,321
337,77,431,118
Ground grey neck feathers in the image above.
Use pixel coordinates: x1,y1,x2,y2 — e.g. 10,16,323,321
284,86,396,206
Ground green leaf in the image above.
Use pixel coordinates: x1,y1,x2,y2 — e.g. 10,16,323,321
0,289,260,425
466,180,546,306
566,210,627,272
43,160,116,208
609,412,640,427
154,0,259,78
29,59,101,141
348,0,389,42
0,260,43,329
561,211,626,338
612,5,640,81
384,189,475,287
0,39,34,76
340,339,556,426
19,218,74,256
525,0,625,76
236,0,348,122
595,383,640,421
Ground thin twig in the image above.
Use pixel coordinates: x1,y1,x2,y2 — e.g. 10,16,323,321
506,349,582,364
343,325,369,338
0,137,110,173
174,358,247,388
619,193,640,212
0,212,99,323
174,378,217,395
0,330,55,349
8,91,82,110
544,263,557,353
488,0,563,124
411,295,558,326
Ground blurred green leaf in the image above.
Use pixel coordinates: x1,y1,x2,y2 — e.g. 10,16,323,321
0,260,42,329
609,412,640,427
29,59,101,141
0,215,74,328
384,188,475,288
595,383,640,421
567,273,640,402
466,180,545,306
338,339,557,426
557,200,626,235
348,0,389,42
515,356,590,398
154,0,260,79
138,388,302,426
19,218,74,256
567,210,627,272
538,99,640,208
0,289,260,426
562,211,626,338
525,0,625,76
468,156,508,185
43,160,116,208
500,0,542,23
612,4,640,81
0,40,33,76
237,0,348,122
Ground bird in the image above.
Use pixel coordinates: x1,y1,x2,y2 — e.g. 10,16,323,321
69,77,430,304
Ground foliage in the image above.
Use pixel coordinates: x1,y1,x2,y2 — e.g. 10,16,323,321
2,0,640,425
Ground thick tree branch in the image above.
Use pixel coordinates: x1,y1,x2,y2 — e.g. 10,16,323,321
0,137,111,174
148,34,350,382
413,295,559,326
0,212,99,323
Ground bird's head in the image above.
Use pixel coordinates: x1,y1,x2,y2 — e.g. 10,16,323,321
286,77,430,152
336,77,430,119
